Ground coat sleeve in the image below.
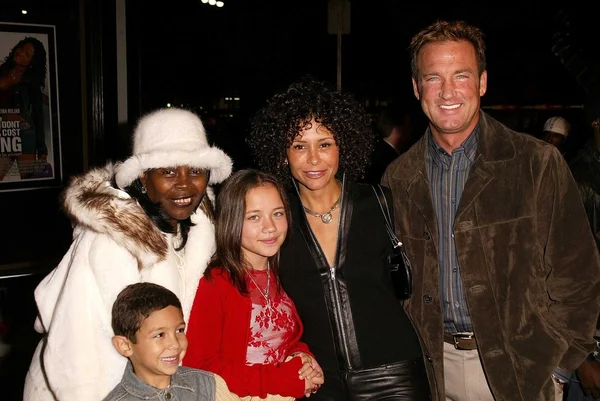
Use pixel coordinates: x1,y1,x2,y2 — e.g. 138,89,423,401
283,331,313,362
537,148,600,372
284,292,313,358
28,231,140,400
286,341,311,356
183,276,305,398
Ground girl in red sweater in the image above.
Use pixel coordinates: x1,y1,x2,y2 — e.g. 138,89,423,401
184,169,324,399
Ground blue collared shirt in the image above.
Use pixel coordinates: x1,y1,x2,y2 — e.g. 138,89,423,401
425,127,479,333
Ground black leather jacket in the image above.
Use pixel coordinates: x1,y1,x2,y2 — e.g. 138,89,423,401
570,142,600,250
570,142,600,330
279,180,422,382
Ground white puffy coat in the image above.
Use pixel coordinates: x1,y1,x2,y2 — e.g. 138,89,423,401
23,165,216,400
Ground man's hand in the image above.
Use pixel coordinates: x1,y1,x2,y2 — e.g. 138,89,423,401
576,360,600,398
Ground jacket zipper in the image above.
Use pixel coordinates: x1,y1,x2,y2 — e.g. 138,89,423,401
329,264,353,370
295,176,355,371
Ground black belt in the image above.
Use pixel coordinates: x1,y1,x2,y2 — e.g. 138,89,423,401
444,332,477,350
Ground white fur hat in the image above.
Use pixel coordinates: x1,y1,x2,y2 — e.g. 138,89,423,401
114,108,232,189
543,116,570,137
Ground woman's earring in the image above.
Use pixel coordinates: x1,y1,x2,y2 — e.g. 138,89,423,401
141,186,147,194
283,159,288,166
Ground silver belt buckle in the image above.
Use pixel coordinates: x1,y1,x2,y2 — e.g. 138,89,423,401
452,332,474,349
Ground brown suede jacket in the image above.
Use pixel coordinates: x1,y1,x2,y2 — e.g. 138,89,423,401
382,111,600,401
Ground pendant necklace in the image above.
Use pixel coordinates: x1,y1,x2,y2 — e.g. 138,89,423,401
247,263,272,310
303,196,341,224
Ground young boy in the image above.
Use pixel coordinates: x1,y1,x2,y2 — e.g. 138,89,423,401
104,282,240,401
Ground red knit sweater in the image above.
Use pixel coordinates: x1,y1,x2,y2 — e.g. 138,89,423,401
183,267,311,398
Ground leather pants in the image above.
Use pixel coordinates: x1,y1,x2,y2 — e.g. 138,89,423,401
312,358,430,401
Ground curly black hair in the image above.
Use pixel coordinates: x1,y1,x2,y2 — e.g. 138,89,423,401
0,36,48,87
247,76,375,184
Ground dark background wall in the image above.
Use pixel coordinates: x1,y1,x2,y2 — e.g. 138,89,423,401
0,1,118,398
1,1,83,269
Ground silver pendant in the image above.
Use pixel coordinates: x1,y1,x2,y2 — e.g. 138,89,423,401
321,212,333,224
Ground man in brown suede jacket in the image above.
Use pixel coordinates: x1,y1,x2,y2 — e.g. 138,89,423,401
382,20,600,401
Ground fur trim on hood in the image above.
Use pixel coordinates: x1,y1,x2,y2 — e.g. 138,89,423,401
62,164,168,269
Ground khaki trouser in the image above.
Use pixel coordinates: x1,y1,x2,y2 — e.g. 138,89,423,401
443,341,494,401
443,342,563,401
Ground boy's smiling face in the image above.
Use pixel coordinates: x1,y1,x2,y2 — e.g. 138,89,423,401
128,305,188,389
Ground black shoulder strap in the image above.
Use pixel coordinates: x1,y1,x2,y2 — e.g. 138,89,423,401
371,184,402,248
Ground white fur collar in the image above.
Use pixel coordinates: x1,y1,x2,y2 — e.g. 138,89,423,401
62,163,216,271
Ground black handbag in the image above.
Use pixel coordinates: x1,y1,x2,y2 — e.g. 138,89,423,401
372,184,413,300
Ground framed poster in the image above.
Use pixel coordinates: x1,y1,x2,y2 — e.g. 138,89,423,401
0,22,61,191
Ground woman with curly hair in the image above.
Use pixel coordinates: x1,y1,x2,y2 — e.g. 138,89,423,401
0,36,49,180
247,76,430,400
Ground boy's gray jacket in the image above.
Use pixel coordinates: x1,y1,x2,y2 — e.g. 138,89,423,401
103,362,217,401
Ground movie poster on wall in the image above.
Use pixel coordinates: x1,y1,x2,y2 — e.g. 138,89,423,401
0,22,61,191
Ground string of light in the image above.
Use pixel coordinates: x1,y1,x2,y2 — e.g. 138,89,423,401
201,0,224,7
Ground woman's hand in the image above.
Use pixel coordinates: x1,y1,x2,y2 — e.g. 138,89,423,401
286,352,324,397
304,374,324,397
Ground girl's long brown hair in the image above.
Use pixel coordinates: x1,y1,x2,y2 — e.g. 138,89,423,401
205,169,292,294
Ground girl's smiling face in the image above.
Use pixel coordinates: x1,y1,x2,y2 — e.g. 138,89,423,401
240,183,288,270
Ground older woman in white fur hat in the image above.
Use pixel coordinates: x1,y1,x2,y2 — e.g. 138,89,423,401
23,108,232,401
